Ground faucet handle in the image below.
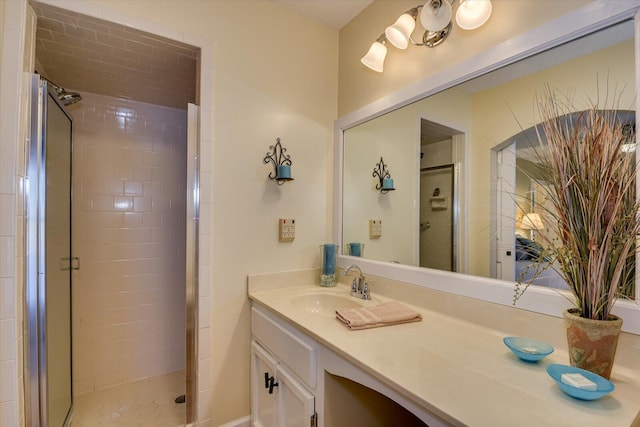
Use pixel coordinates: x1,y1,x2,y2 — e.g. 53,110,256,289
363,282,371,300
350,278,357,293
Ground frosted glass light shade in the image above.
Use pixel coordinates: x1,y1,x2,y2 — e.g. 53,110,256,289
361,41,387,72
419,0,452,32
385,13,416,49
455,0,492,30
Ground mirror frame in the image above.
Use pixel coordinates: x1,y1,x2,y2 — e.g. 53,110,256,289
334,1,640,335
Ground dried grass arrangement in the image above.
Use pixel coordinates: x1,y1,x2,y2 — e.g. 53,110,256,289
514,87,639,321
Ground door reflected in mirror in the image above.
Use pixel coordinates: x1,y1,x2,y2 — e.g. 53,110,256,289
420,164,456,272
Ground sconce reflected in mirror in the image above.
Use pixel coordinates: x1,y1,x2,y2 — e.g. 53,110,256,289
372,157,395,194
264,138,294,185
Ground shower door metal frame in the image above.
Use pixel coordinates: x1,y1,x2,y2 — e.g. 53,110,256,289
25,75,74,427
186,103,200,423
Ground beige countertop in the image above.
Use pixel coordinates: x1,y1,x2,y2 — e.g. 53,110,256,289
248,276,640,427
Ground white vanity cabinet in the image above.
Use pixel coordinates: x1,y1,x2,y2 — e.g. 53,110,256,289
251,306,317,427
250,341,278,427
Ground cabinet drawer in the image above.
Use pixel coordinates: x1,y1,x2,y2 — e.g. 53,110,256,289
251,306,317,389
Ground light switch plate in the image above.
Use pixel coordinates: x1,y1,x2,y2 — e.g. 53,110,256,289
369,219,382,239
279,218,295,242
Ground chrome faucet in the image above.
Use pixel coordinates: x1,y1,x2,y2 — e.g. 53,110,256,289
343,264,371,300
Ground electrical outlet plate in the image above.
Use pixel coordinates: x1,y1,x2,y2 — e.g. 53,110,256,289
369,219,382,239
279,218,295,242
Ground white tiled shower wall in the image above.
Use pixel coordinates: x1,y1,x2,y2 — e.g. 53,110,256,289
69,92,187,395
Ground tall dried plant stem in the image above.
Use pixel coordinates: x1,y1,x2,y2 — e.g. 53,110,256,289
531,87,639,320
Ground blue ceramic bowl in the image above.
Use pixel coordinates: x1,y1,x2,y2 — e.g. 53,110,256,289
503,336,554,362
546,364,614,400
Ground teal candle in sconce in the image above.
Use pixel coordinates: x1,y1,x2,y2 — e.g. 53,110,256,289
382,178,394,190
277,164,292,180
264,138,294,184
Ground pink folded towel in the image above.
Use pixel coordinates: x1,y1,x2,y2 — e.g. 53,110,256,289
335,301,422,330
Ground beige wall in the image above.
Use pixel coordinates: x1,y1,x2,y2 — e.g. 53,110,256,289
70,92,187,395
338,0,592,116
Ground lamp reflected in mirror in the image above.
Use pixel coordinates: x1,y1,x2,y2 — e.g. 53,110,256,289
520,212,543,241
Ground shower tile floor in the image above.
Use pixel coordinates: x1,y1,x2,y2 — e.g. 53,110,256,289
70,370,186,426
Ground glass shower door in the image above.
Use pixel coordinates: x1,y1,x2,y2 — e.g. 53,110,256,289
44,85,73,426
27,75,73,426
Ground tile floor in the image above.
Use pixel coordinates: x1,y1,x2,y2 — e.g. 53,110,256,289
70,370,186,426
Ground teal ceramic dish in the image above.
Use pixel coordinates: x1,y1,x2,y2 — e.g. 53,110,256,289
503,336,554,362
546,364,614,400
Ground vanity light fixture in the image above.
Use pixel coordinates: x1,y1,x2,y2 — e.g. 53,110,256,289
372,157,396,194
361,0,493,72
264,138,294,184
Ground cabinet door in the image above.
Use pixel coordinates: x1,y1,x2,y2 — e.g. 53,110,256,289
252,341,279,427
277,364,315,427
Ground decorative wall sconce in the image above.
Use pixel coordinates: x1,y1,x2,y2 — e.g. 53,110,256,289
372,157,395,194
264,138,294,184
361,0,493,73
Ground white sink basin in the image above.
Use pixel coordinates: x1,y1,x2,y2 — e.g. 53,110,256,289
291,293,363,316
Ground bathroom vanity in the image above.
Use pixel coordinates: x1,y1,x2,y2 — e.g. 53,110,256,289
247,269,640,427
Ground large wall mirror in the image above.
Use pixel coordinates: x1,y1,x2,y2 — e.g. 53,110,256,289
335,3,640,334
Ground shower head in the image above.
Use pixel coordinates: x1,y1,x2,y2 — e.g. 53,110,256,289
37,73,83,106
57,89,83,106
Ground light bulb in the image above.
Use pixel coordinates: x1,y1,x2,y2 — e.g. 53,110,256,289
455,0,492,30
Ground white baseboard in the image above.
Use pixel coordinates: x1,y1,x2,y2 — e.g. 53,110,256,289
218,415,250,427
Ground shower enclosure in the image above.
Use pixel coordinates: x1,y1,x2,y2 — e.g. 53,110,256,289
26,74,74,426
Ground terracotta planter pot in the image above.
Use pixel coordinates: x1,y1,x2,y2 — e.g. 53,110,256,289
563,308,623,379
